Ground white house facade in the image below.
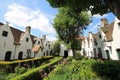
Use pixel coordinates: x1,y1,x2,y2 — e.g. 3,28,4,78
81,18,120,60
0,22,53,61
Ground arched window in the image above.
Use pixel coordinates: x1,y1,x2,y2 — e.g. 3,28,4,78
116,49,120,60
105,50,110,60
5,51,12,61
18,52,23,60
44,52,45,56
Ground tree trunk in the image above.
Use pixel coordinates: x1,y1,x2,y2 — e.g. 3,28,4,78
71,48,76,58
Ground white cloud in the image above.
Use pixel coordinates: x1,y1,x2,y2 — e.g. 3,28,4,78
92,14,108,19
4,3,55,33
47,35,57,41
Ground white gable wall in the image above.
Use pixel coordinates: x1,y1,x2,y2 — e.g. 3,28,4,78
0,24,15,60
15,32,33,59
111,18,120,60
97,27,107,59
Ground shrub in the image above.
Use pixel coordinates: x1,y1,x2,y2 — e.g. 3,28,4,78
44,59,99,80
92,60,120,80
67,56,73,61
45,59,120,80
15,66,27,74
10,57,62,80
74,51,82,60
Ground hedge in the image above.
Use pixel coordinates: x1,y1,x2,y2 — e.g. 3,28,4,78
10,57,62,80
0,56,53,64
0,56,53,73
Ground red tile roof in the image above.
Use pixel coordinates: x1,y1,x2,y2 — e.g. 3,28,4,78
32,45,40,52
10,27,24,45
0,22,4,27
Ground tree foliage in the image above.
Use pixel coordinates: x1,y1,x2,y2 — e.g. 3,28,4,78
53,7,91,57
52,41,60,56
47,0,109,15
47,0,120,19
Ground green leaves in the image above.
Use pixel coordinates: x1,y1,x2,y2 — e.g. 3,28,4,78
52,41,60,56
53,7,91,57
47,0,110,15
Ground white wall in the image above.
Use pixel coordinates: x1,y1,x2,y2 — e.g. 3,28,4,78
59,44,73,56
15,32,33,59
0,24,15,60
111,18,120,60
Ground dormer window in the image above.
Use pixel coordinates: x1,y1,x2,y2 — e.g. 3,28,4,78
38,41,40,44
91,39,92,42
2,31,8,37
99,34,101,39
94,41,97,45
118,22,120,26
26,38,29,42
48,44,50,49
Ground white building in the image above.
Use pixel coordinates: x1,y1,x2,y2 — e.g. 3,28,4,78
81,18,120,60
0,22,52,61
59,44,73,57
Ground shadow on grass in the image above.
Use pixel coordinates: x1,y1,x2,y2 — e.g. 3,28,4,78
92,60,120,80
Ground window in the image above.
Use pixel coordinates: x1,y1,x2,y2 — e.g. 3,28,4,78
91,39,92,42
98,47,102,58
26,49,31,58
48,44,50,49
99,34,101,39
38,41,40,44
94,41,97,45
2,31,8,37
44,52,45,56
26,38,29,42
94,48,96,58
118,22,120,26
116,49,120,60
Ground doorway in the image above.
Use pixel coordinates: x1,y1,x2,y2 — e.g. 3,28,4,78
18,52,23,60
64,50,68,58
5,51,11,61
105,50,110,60
116,49,120,60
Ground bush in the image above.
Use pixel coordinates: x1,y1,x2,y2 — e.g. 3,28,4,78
45,59,120,80
51,41,60,56
92,60,120,80
15,66,27,74
67,56,73,61
74,51,82,60
10,57,63,80
44,59,99,80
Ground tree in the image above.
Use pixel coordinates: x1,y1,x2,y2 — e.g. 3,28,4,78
47,0,120,20
53,7,91,58
52,41,60,56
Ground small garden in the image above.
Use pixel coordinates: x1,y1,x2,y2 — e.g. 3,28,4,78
0,56,62,80
44,57,120,80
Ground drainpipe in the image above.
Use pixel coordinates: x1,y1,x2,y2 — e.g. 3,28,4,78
14,45,17,60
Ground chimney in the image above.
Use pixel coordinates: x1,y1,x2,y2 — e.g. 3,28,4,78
42,35,46,40
89,32,92,34
6,22,9,27
101,18,108,27
26,26,31,33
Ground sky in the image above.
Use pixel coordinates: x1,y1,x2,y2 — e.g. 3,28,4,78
0,0,115,41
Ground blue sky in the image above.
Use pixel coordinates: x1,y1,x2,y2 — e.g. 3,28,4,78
0,0,115,40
